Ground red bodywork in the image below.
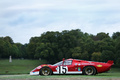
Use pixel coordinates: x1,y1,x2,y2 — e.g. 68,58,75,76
30,59,113,75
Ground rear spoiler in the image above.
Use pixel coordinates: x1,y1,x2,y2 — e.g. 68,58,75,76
107,60,114,65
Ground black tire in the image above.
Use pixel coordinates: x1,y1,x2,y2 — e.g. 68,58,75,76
83,66,96,75
40,67,52,76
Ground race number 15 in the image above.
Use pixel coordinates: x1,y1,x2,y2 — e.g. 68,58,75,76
56,66,68,74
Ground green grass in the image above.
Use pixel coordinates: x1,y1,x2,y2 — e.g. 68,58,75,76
0,72,120,79
0,59,47,74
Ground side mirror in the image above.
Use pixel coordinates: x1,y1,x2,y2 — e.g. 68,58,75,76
62,58,65,65
63,58,65,61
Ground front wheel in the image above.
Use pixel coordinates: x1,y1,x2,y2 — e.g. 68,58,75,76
40,67,52,76
83,66,96,75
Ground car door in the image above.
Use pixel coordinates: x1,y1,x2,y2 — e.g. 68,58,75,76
62,60,75,74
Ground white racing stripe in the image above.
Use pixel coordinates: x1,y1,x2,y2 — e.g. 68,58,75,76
67,71,82,74
30,71,39,75
30,71,82,75
53,71,82,74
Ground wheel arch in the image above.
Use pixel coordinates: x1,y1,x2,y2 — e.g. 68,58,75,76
39,66,53,75
83,65,97,75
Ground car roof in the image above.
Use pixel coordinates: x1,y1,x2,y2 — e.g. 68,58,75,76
66,58,83,62
65,58,105,63
66,58,74,60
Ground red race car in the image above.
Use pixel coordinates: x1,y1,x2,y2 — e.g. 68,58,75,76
30,58,113,76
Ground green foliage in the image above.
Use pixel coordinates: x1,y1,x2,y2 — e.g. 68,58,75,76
4,36,14,44
112,32,120,39
81,51,89,60
27,42,36,59
0,29,120,66
71,47,82,59
0,37,27,59
101,50,114,61
91,52,101,61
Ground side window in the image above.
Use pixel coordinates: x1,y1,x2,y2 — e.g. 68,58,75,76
63,60,72,65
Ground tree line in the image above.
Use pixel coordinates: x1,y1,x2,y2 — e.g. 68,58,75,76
0,29,120,65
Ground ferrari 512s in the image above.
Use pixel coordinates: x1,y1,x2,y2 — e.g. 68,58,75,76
30,58,113,76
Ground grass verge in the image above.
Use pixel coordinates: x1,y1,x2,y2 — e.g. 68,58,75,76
0,59,47,74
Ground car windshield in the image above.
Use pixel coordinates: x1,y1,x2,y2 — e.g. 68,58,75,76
53,61,63,66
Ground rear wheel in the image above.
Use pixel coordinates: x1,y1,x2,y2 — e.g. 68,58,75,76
40,67,52,76
83,66,96,75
